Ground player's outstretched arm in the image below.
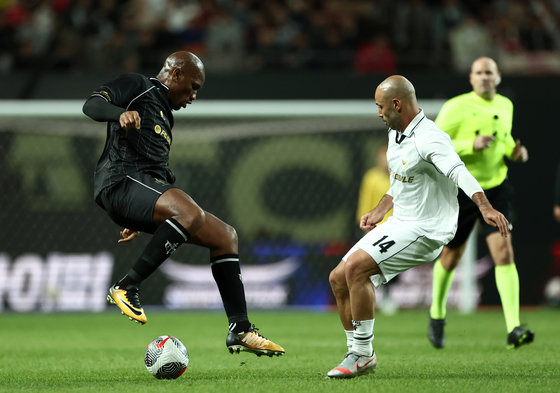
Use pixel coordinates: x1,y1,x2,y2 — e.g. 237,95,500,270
472,192,510,237
360,194,393,232
448,165,509,237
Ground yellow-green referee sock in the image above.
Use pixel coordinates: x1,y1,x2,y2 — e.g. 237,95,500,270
430,259,456,320
495,264,520,333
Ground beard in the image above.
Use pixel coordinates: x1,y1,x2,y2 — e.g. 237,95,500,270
386,112,403,131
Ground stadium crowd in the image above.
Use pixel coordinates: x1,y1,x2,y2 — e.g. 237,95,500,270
1,0,560,75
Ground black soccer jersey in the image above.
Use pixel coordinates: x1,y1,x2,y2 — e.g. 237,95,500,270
90,73,176,203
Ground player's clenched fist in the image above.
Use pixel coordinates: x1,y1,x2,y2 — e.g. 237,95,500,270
360,210,383,232
119,110,141,130
118,228,140,243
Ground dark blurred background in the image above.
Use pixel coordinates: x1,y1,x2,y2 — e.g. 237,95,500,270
4,0,560,76
2,0,560,98
1,0,560,313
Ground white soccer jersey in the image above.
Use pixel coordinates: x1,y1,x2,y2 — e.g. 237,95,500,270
386,109,467,243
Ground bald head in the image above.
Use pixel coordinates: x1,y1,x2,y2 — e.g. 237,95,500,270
374,75,420,132
157,51,204,82
377,75,417,104
471,56,498,74
469,56,501,100
157,51,205,111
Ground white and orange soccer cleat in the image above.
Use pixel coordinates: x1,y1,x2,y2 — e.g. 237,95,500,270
327,351,377,379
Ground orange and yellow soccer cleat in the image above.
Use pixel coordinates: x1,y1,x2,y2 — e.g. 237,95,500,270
107,283,147,324
226,325,285,357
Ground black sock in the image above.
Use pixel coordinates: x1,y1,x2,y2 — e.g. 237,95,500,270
119,218,190,287
211,255,250,333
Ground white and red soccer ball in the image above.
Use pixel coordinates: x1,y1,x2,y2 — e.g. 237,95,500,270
145,336,189,379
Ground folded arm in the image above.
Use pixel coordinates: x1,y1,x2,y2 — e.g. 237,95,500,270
83,96,140,130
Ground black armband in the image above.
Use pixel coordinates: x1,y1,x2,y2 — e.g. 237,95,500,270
83,96,126,122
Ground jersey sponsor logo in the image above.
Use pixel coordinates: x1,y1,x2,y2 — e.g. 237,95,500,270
154,124,171,144
389,169,414,183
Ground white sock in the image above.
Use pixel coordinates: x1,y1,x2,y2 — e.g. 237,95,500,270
351,319,375,356
345,330,354,351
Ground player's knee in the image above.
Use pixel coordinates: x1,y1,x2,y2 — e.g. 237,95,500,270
344,256,363,283
444,258,460,271
188,206,205,233
440,250,462,271
192,208,206,231
493,250,514,266
175,205,205,233
222,223,238,247
329,266,346,293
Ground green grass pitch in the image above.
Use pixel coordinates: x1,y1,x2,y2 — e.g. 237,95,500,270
0,308,558,392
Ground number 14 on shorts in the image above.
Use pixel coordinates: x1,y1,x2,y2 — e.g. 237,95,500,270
372,235,395,253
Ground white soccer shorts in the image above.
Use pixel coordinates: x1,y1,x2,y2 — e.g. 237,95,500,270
343,219,445,288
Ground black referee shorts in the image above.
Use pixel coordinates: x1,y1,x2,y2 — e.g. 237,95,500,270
446,179,513,249
98,172,178,234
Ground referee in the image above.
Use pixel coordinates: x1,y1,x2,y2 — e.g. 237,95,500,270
428,57,533,349
83,51,284,357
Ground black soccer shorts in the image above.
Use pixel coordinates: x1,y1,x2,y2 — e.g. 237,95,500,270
98,172,178,234
446,179,513,249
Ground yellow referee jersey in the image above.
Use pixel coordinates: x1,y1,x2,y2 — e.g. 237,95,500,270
356,166,392,224
435,91,517,190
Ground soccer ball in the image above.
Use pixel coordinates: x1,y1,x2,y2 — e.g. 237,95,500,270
544,276,560,307
144,335,189,379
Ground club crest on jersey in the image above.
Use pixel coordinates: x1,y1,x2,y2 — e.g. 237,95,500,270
402,159,407,167
154,124,171,144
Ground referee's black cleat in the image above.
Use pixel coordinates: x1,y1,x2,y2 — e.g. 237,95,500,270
107,283,147,324
428,317,446,349
507,325,534,349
